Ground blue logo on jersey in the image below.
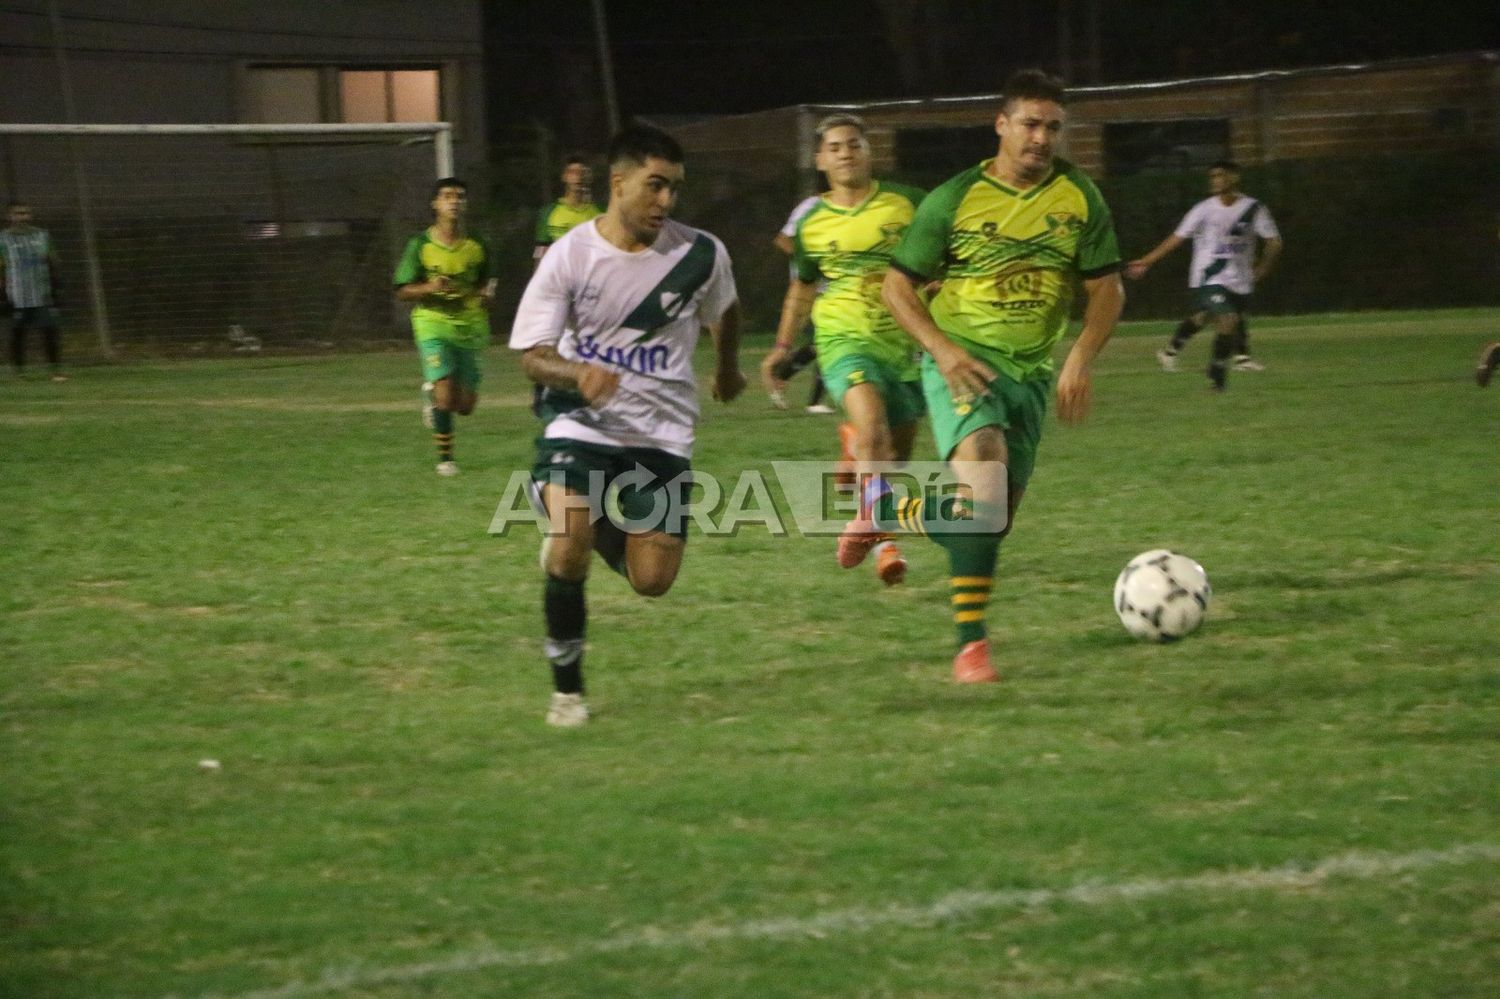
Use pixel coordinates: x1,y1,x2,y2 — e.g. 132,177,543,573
577,335,670,375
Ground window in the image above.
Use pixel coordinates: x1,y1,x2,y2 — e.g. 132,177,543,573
1103,120,1230,177
244,68,321,124
339,69,441,123
242,65,444,125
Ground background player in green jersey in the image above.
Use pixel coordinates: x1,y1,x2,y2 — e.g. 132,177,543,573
530,156,604,416
878,69,1125,683
765,114,926,586
533,155,603,266
394,177,496,476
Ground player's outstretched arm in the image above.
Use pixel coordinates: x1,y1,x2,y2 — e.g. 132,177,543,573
1056,272,1125,425
709,301,746,403
520,345,619,406
882,268,996,399
762,278,817,392
1124,233,1186,280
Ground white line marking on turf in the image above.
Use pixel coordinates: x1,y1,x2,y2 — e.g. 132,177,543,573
200,841,1500,999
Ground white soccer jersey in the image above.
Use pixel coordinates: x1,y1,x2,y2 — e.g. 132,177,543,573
1174,195,1280,295
779,195,821,237
510,217,737,458
0,227,53,308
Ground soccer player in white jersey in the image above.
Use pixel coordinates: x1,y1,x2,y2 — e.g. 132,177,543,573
1125,160,1282,390
510,125,745,727
1,201,66,381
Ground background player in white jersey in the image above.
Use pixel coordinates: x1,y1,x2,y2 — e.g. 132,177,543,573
1125,160,1282,390
1,201,66,381
511,125,745,727
763,194,832,413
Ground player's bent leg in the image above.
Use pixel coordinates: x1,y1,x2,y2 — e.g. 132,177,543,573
623,531,686,597
836,383,896,571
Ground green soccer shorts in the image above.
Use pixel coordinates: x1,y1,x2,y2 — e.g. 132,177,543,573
819,350,926,427
920,347,1049,493
1193,285,1248,317
530,438,694,540
416,338,483,390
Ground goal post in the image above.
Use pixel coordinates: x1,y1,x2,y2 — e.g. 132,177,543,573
0,122,454,359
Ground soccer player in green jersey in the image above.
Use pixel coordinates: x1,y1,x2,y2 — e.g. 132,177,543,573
533,155,603,265
875,69,1126,683
764,114,926,586
393,177,496,476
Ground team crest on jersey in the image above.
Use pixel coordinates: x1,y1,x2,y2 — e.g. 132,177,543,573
1044,212,1083,238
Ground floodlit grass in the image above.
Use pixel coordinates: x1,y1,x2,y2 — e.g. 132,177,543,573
2,308,1498,998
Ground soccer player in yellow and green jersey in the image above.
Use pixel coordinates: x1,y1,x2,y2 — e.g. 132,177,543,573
767,114,925,588
876,69,1125,683
394,177,496,476
533,156,602,264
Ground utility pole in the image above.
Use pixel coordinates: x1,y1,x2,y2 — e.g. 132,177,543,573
590,0,621,135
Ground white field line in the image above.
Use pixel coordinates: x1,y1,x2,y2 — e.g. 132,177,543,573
197,841,1500,999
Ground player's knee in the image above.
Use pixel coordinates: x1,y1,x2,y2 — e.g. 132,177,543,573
543,537,592,580
456,396,477,416
628,570,676,598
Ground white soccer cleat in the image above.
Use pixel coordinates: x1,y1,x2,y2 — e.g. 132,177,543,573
421,381,436,428
768,388,788,410
1232,355,1266,372
1156,349,1179,372
805,403,836,415
435,461,459,477
545,691,589,727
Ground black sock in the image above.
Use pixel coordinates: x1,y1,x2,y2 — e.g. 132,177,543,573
544,574,586,694
1168,318,1201,352
1208,332,1233,389
10,325,24,371
1233,317,1249,356
808,367,825,406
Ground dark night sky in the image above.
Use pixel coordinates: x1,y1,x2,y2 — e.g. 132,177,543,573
485,0,1500,150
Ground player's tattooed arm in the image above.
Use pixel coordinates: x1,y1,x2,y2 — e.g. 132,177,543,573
520,345,619,406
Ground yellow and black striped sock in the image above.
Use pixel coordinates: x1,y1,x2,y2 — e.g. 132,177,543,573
433,409,455,462
950,575,992,646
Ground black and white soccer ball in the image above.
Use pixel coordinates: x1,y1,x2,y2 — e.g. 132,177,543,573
1114,549,1211,642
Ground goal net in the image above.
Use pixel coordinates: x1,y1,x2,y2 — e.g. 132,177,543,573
0,123,453,359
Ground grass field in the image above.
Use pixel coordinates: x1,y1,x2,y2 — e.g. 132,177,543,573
3,308,1498,998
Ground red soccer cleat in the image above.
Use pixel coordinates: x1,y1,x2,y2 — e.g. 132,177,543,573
952,639,999,684
874,541,907,586
837,519,880,568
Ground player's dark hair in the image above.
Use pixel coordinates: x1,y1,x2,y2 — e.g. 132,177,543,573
1210,159,1241,173
1001,69,1068,111
562,153,589,168
607,125,684,171
430,176,467,200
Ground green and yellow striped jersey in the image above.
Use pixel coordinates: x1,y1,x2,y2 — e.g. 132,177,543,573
891,158,1120,381
535,200,603,247
393,229,494,346
792,181,925,373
